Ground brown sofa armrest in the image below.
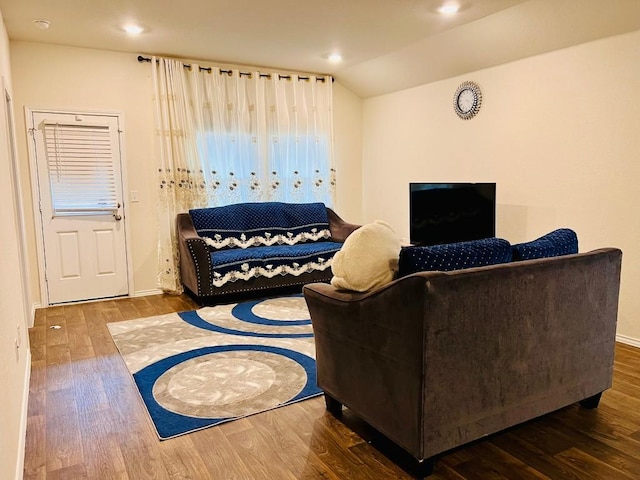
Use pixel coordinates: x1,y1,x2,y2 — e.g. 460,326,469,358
177,213,213,297
303,276,430,456
326,207,360,242
303,275,431,366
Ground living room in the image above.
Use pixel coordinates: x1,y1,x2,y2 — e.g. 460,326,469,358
1,0,639,478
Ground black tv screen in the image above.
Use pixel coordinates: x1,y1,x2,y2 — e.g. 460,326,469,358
410,183,496,246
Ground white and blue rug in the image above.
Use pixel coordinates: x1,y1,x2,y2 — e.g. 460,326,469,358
107,294,320,439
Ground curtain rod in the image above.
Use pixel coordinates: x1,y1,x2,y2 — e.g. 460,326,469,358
137,55,332,83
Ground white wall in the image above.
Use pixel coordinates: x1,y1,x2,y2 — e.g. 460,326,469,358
333,82,363,222
9,41,364,304
363,30,640,343
0,9,31,480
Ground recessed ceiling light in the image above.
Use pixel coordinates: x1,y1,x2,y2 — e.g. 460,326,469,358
123,24,144,35
437,3,460,15
33,20,51,30
327,53,343,63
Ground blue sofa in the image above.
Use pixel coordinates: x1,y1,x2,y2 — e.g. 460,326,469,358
177,202,359,302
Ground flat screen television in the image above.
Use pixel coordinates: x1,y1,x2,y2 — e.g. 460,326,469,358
409,183,496,246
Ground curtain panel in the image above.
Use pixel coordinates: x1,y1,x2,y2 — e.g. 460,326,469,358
151,56,335,292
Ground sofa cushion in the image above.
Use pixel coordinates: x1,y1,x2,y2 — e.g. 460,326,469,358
511,228,578,261
398,237,512,277
190,202,331,250
330,220,401,292
209,241,342,287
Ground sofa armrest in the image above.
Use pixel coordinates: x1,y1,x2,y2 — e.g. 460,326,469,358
303,275,430,371
302,276,430,456
177,213,213,297
326,208,360,242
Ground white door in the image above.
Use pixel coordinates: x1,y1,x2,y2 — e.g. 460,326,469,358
30,111,129,304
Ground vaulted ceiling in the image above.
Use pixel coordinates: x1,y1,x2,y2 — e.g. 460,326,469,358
1,0,639,97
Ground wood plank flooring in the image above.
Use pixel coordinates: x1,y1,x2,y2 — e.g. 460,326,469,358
24,294,640,479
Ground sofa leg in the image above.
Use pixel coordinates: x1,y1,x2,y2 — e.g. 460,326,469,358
411,458,435,478
324,393,343,416
579,392,603,409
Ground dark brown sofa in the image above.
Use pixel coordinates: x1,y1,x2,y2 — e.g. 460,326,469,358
303,248,622,476
177,206,359,303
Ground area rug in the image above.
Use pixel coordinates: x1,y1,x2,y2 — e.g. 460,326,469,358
107,294,321,439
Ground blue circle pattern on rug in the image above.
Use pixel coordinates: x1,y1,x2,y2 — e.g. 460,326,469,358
134,344,319,439
231,297,310,326
179,294,313,338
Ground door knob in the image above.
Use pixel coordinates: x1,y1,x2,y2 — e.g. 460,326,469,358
114,203,122,221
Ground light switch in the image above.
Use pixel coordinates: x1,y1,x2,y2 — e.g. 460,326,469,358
131,190,139,203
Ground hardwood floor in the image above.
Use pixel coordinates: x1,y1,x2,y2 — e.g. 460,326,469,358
24,294,640,479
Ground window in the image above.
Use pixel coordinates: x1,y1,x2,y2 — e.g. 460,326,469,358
188,68,335,207
196,132,333,205
43,122,119,216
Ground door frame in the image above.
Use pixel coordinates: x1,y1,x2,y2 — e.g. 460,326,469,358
25,106,134,307
2,78,33,325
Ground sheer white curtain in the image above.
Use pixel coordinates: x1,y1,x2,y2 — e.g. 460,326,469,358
192,68,335,206
151,57,335,292
263,73,335,203
192,67,263,205
152,57,208,292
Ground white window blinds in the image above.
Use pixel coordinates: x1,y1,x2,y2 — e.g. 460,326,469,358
43,122,118,215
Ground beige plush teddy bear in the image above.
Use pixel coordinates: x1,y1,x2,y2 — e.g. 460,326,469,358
330,220,401,292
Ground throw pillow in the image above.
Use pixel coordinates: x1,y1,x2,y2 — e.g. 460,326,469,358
511,228,578,261
331,220,401,292
398,237,512,277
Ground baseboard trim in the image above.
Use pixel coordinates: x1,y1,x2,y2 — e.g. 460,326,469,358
616,334,640,349
132,289,164,298
28,292,164,311
15,348,31,480
29,303,40,329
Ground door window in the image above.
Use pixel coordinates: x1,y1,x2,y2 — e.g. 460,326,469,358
43,122,119,216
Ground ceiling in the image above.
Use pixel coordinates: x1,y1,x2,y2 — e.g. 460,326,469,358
1,0,639,98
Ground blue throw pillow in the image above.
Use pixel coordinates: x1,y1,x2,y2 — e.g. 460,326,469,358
511,228,578,261
398,237,512,277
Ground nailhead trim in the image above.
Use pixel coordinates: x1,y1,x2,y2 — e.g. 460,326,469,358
187,238,213,296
